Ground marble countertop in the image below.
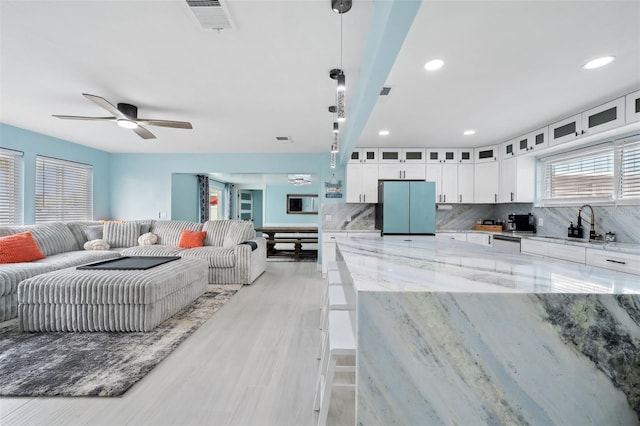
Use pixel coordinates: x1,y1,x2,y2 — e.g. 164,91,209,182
336,235,640,294
321,229,381,234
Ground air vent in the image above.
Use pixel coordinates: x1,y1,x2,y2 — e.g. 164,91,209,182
186,0,233,30
380,87,391,96
276,136,293,143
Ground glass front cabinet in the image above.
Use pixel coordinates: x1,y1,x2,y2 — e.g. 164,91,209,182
626,90,640,123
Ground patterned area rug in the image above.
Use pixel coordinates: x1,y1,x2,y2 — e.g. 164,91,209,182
0,289,237,397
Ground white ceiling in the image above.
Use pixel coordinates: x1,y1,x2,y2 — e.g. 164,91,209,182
1,1,639,160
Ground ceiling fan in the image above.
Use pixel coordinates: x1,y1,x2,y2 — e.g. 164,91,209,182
52,93,192,139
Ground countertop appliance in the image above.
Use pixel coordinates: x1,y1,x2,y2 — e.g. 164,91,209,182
508,213,536,233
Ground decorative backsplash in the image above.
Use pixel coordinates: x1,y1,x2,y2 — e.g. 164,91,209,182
322,202,640,243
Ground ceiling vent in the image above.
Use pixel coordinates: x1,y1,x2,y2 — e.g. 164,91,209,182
380,87,392,96
186,0,233,30
276,136,293,144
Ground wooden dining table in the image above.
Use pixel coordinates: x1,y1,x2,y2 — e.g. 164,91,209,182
254,226,318,259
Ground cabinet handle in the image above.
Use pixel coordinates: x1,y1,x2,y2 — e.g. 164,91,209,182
575,132,579,136
494,194,498,203
443,194,446,203
606,259,626,265
459,194,462,203
511,192,514,202
359,194,362,202
363,194,366,203
488,235,492,245
581,130,586,135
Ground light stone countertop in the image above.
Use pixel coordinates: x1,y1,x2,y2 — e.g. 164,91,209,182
336,235,640,294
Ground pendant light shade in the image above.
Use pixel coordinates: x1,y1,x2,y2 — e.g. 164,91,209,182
336,73,346,92
337,91,345,122
333,122,339,133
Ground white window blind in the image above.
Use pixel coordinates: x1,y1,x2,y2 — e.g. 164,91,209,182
542,145,614,204
0,148,23,225
619,140,640,201
35,156,93,223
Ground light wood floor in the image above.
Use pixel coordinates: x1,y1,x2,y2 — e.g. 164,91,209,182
0,262,355,426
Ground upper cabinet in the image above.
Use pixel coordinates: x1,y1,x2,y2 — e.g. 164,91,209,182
378,148,426,164
426,149,458,164
474,145,498,163
626,89,640,123
550,97,626,146
527,127,549,153
349,148,379,164
458,149,473,163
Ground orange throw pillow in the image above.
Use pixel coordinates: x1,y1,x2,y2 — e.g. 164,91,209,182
0,231,46,264
178,230,207,248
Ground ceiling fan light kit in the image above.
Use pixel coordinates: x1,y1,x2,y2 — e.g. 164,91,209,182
53,93,192,139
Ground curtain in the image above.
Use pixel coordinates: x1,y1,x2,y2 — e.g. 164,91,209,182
197,174,210,223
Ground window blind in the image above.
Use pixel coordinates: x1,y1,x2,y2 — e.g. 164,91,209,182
542,145,614,203
619,140,640,200
0,148,23,225
35,156,93,223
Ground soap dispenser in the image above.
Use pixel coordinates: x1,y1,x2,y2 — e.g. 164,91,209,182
568,222,575,237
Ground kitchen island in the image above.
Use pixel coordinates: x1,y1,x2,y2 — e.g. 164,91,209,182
335,236,640,425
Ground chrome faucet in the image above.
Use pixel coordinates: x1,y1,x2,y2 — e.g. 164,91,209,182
578,204,599,241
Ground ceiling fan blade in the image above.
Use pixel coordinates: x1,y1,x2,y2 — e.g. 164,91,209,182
82,93,127,119
52,115,116,121
133,125,156,139
137,119,193,129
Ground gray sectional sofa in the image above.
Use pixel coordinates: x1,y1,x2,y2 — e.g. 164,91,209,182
0,219,266,322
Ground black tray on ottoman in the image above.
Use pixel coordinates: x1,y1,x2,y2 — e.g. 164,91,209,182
77,256,180,270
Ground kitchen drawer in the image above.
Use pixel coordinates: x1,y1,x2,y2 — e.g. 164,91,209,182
520,239,547,256
586,249,640,275
548,243,586,264
436,232,467,242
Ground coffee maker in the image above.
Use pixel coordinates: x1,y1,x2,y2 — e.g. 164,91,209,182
507,213,536,233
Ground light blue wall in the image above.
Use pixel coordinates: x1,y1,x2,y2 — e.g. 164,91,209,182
109,152,344,221
0,123,111,224
171,173,199,221
264,183,320,225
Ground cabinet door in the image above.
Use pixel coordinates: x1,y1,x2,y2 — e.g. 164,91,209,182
349,150,362,164
474,162,499,203
626,90,640,123
345,164,363,202
426,164,442,201
582,97,625,135
458,163,474,203
402,149,426,163
361,164,379,203
350,148,379,163
409,181,436,234
527,127,548,152
441,164,458,204
500,139,515,160
550,113,582,146
520,239,548,256
515,134,531,156
378,149,402,164
403,163,426,180
548,243,586,264
466,233,492,246
378,164,403,180
475,145,498,163
382,181,410,233
458,149,473,163
499,157,516,203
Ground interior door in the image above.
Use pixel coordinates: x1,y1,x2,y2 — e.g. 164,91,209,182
237,190,253,221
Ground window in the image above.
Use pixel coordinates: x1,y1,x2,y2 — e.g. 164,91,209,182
0,148,23,225
35,156,93,222
539,137,640,206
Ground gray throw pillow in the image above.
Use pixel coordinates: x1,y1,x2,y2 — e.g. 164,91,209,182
139,223,151,235
84,225,104,241
103,222,141,248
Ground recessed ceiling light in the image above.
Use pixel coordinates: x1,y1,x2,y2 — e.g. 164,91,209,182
424,59,444,71
463,130,476,136
583,56,615,70
378,130,390,136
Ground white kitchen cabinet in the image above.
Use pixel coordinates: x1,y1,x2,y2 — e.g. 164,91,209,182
522,239,586,264
458,163,474,203
521,239,548,257
466,232,493,246
499,156,535,203
378,163,426,180
582,97,626,136
586,248,640,275
349,148,378,164
458,149,474,163
436,232,467,242
526,127,549,153
346,163,378,203
426,163,460,204
625,89,640,123
474,161,499,203
474,145,498,163
426,149,458,164
378,148,426,164
321,231,381,275
550,113,583,146
500,139,516,160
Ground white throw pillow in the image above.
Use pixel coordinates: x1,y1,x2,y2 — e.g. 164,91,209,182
138,232,158,246
84,239,110,251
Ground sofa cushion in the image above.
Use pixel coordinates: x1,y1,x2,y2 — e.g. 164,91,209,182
84,225,104,241
83,239,110,250
0,261,55,297
223,221,255,247
151,221,203,246
0,232,46,264
0,222,79,256
180,246,236,268
120,245,186,257
38,250,121,270
103,222,140,248
138,232,158,245
202,220,232,246
65,221,103,248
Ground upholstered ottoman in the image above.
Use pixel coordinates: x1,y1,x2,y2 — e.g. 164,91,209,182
17,258,208,332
